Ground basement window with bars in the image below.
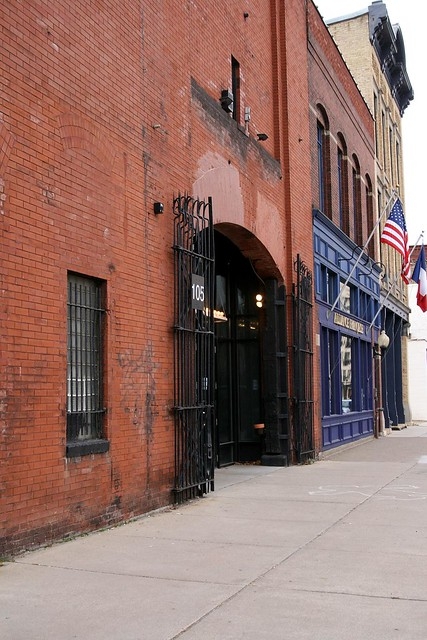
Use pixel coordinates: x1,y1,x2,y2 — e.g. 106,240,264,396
66,273,109,458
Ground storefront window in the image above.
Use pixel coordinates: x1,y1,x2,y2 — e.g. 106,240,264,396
321,327,340,415
359,339,372,410
319,266,338,305
339,281,351,313
341,335,352,413
322,329,374,417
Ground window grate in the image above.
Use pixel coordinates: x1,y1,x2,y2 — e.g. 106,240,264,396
67,274,105,442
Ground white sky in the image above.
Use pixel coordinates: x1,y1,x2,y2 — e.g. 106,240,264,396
314,0,425,244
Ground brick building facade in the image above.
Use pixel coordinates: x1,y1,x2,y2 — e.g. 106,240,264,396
326,2,413,429
308,4,379,449
1,0,378,555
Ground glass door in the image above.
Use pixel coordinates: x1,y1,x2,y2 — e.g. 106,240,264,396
214,232,264,466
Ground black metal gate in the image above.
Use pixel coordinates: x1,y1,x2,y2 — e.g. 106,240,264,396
293,255,314,462
263,280,290,460
173,194,215,503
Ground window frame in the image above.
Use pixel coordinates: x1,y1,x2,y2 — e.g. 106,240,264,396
66,272,109,458
317,121,325,214
321,328,373,417
352,155,362,247
231,56,240,123
337,133,349,235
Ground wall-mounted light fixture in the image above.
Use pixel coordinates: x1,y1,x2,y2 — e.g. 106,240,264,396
378,330,390,349
257,132,268,141
374,329,390,358
153,202,164,215
220,89,234,113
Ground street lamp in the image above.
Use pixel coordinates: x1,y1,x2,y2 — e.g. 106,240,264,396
378,330,390,349
374,330,390,358
374,329,390,438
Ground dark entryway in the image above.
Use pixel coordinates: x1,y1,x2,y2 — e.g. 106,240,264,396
214,232,265,466
173,207,294,492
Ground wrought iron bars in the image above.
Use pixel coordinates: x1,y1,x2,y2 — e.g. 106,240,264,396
67,274,105,442
292,255,315,462
173,194,215,502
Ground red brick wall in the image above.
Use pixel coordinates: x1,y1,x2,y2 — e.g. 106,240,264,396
1,0,180,554
1,0,336,554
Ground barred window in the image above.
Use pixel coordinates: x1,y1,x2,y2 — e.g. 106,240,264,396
67,273,107,455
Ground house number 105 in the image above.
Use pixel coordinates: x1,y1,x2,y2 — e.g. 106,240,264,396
192,274,205,310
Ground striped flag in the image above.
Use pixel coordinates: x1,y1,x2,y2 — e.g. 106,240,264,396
380,198,410,283
411,245,427,312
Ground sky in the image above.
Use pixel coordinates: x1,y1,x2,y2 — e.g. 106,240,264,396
314,0,425,244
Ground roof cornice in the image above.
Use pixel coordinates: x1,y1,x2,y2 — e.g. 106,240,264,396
369,2,413,115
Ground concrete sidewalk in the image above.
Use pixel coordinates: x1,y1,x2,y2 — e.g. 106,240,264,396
2,425,427,640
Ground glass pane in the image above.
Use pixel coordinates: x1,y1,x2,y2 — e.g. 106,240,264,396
216,340,233,445
237,341,261,441
214,274,229,329
341,335,352,413
339,281,351,313
327,271,336,305
329,330,340,414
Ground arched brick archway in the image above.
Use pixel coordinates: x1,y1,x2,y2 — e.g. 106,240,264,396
214,222,283,284
213,228,289,466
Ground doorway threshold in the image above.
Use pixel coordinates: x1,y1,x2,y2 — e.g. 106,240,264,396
214,463,283,491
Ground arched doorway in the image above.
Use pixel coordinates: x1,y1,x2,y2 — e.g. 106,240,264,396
214,231,266,466
173,198,292,502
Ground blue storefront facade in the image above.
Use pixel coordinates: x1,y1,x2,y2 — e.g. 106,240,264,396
314,210,382,450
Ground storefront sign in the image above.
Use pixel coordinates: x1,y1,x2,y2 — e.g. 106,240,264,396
333,312,364,334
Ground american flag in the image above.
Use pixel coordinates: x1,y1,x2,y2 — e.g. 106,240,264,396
380,198,410,283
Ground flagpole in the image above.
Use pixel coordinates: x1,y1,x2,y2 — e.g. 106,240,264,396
368,231,424,330
327,191,398,318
